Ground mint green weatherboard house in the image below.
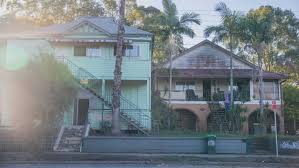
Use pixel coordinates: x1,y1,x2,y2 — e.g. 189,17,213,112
0,17,153,147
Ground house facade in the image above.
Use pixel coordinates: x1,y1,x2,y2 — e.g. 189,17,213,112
0,17,152,134
155,40,287,134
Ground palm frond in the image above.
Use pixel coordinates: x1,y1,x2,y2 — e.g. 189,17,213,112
162,0,177,18
213,32,229,43
176,25,196,38
179,12,201,25
215,2,232,19
204,25,227,38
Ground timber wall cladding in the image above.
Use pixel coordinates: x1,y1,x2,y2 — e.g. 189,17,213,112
170,44,252,70
81,137,247,154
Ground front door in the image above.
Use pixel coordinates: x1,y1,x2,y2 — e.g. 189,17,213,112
77,99,89,125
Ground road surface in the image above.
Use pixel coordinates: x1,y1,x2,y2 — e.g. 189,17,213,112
1,162,298,168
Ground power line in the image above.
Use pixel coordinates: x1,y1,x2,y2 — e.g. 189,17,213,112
177,9,299,13
177,13,221,16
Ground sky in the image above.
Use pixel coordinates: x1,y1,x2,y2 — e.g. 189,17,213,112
1,0,298,48
136,0,299,48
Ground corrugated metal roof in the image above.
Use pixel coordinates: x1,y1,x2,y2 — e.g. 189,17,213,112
27,16,152,36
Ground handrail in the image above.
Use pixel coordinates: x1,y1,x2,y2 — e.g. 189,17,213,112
84,124,91,137
58,56,147,106
56,56,151,134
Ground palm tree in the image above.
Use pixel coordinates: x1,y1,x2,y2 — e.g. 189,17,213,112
112,0,125,135
238,7,274,133
157,0,201,128
204,2,242,111
159,0,201,54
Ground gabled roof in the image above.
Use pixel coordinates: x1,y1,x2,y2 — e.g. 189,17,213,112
32,16,152,36
162,39,257,69
158,40,287,79
0,16,152,38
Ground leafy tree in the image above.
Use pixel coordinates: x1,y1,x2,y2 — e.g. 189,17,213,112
102,0,143,26
10,54,77,137
204,2,242,111
6,0,104,25
283,85,299,132
132,0,201,62
237,6,299,85
151,93,178,132
238,6,275,133
103,0,118,17
237,6,299,133
137,6,165,62
265,7,299,85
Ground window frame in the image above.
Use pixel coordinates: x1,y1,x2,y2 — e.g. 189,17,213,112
86,47,102,57
74,46,87,57
74,46,102,57
114,44,140,58
175,81,196,91
253,80,280,100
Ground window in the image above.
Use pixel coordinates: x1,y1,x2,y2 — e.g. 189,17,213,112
175,81,195,91
114,44,140,57
264,81,279,100
253,80,279,100
74,46,86,56
86,47,101,57
125,45,140,57
74,46,101,57
175,82,185,91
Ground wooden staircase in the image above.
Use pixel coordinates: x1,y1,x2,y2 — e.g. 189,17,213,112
56,56,151,136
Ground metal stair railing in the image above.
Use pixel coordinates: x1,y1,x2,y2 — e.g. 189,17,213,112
56,56,151,135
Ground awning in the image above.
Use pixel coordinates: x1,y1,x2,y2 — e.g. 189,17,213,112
157,69,288,80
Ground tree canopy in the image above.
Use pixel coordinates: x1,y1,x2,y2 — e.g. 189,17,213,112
283,85,299,121
10,54,78,135
204,2,242,50
6,0,104,25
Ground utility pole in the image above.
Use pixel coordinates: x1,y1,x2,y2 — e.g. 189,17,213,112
274,111,278,157
229,36,234,111
168,45,173,129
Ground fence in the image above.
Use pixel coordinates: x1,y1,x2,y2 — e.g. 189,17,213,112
0,136,56,153
81,136,247,154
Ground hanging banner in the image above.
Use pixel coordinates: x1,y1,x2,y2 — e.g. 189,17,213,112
224,91,230,112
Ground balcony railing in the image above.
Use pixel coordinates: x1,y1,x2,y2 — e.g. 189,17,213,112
159,89,250,102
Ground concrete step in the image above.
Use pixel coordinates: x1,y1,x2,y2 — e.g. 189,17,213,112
53,125,85,152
